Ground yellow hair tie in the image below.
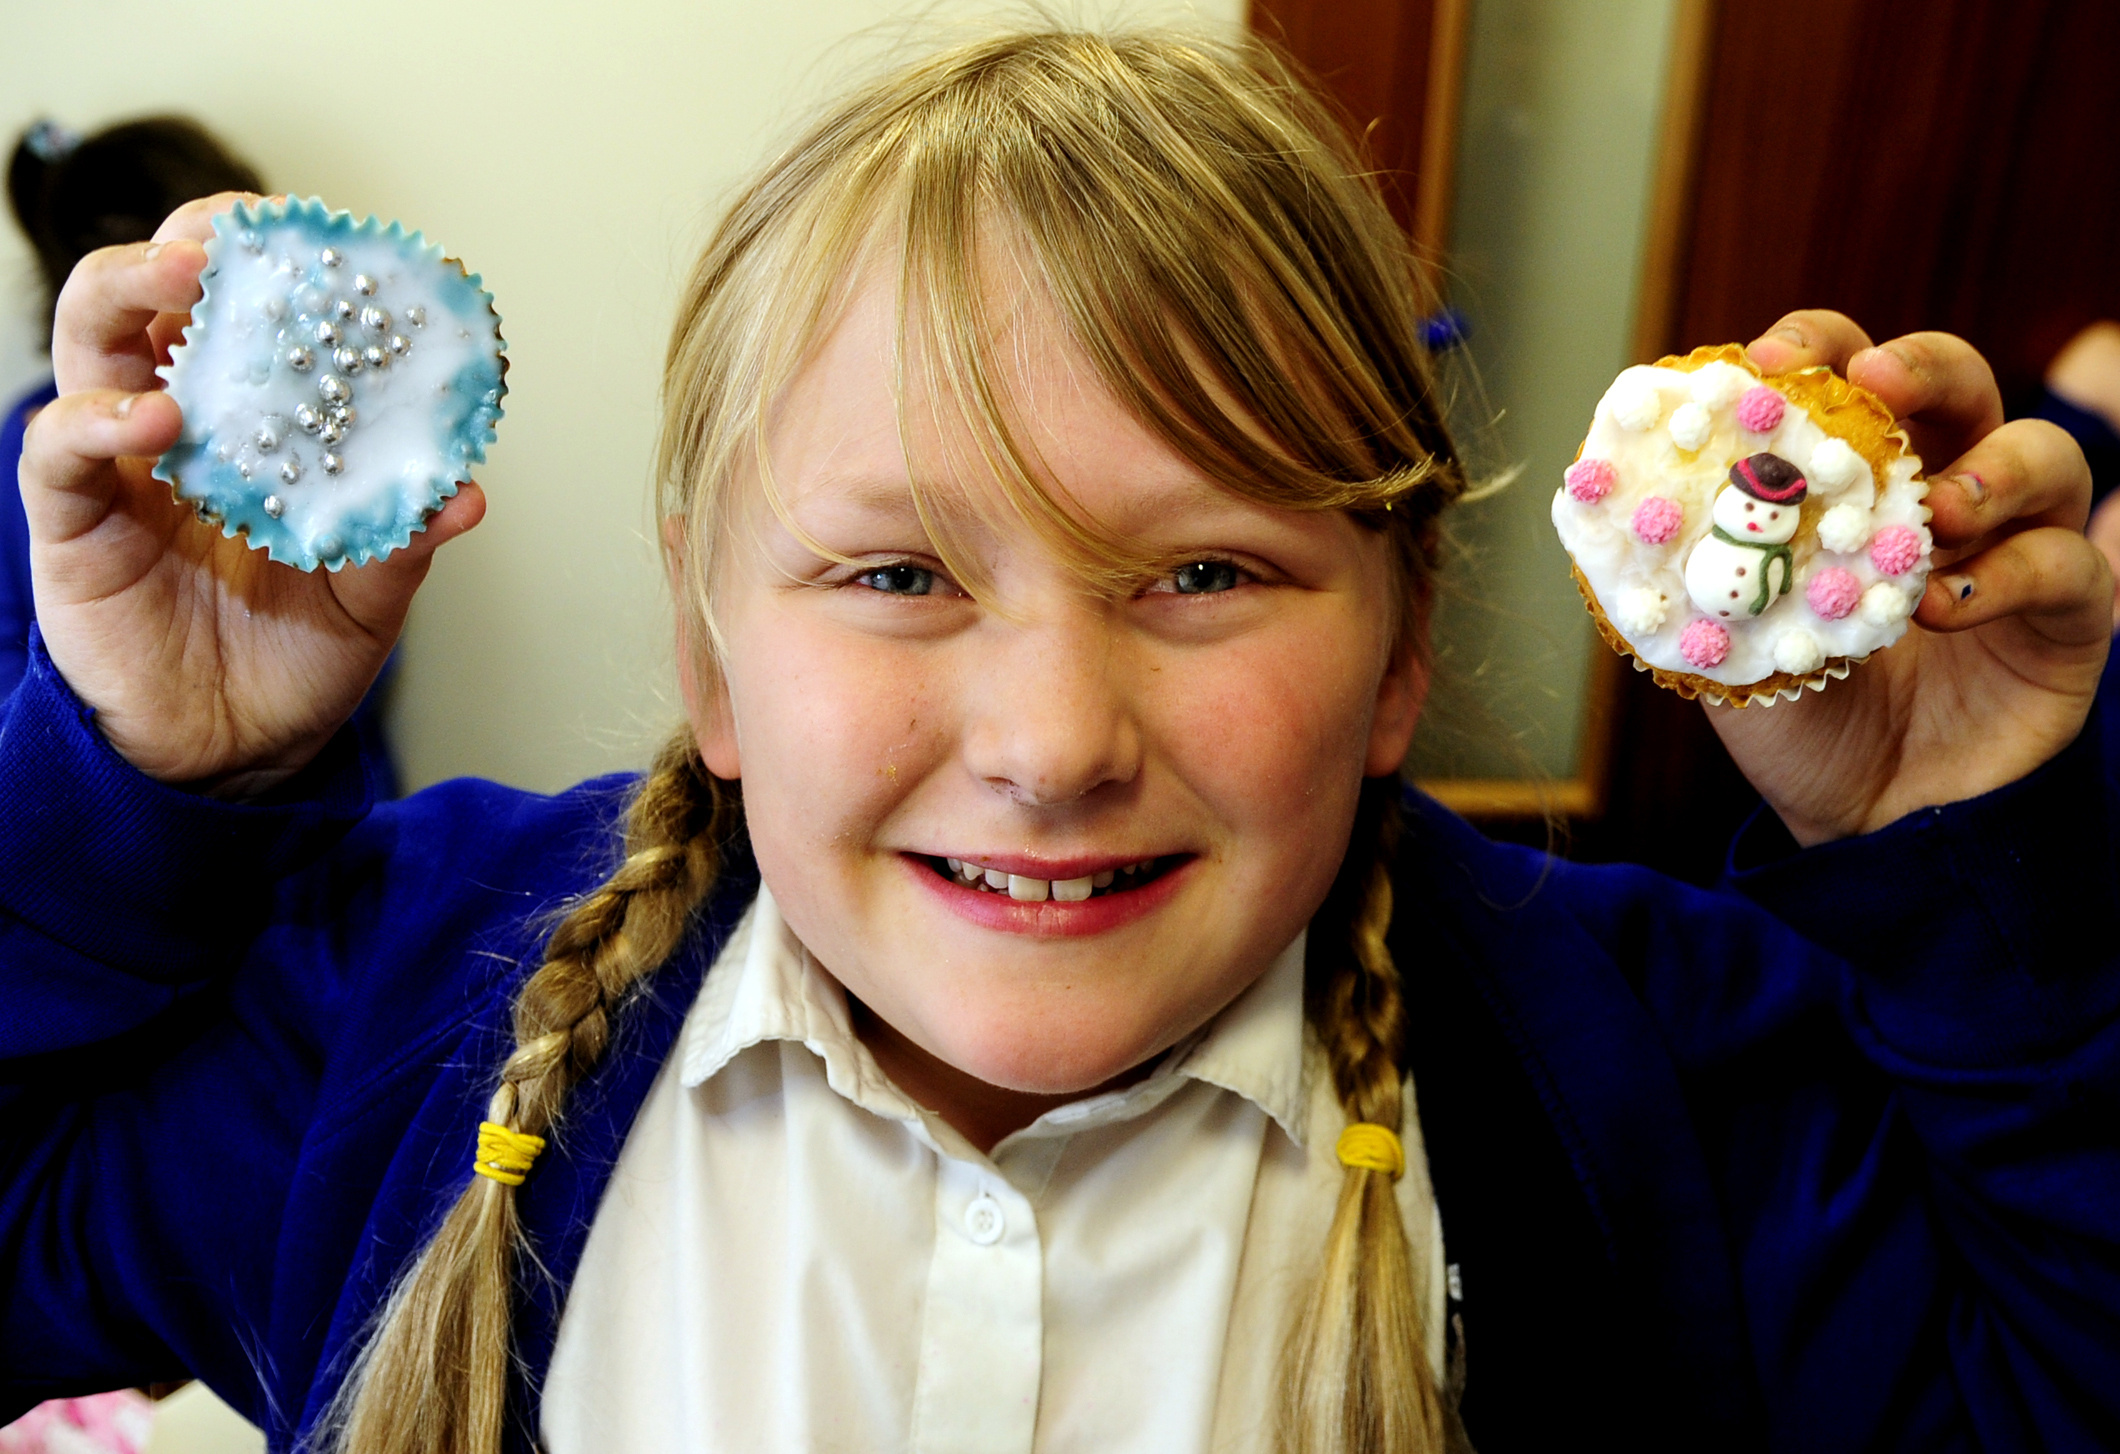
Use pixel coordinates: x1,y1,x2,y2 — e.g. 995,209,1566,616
473,1120,547,1187
1336,1122,1405,1179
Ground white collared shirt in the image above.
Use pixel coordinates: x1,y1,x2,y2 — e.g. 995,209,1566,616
542,889,1443,1454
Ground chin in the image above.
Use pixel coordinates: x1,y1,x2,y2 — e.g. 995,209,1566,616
938,996,1175,1094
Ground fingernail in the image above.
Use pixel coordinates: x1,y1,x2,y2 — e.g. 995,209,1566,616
1940,573,1975,603
1950,471,1987,507
113,393,136,419
142,241,163,262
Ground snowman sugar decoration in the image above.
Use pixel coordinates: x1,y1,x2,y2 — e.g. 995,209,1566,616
1684,453,1806,621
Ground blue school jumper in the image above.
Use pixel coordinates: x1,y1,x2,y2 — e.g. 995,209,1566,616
2,630,2116,1453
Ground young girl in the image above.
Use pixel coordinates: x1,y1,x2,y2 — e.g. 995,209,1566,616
5,28,2116,1454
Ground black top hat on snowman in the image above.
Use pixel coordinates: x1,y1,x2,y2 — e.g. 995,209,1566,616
1729,452,1808,504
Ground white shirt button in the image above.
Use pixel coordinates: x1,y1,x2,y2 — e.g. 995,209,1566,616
963,1193,1005,1245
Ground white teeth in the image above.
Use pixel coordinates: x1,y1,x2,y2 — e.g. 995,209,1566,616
1053,876,1093,902
947,858,962,874
984,868,1010,890
1007,874,1050,902
1093,870,1114,889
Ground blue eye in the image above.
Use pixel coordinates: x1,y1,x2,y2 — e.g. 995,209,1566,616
855,564,937,595
1172,560,1241,594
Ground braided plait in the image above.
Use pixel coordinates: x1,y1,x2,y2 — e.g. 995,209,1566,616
1280,777,1442,1454
326,729,740,1454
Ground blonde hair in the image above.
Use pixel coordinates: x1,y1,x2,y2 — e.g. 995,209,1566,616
329,27,1465,1454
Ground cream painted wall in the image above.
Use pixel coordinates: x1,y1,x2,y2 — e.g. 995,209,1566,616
0,0,1244,794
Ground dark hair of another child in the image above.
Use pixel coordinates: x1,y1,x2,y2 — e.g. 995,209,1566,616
8,116,265,343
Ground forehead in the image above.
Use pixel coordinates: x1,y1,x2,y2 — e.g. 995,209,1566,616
759,264,1269,546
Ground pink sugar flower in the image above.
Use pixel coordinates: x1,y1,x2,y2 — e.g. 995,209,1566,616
1679,618,1730,669
1869,524,1924,576
1736,386,1785,433
1631,495,1683,544
1565,457,1616,503
1806,567,1862,620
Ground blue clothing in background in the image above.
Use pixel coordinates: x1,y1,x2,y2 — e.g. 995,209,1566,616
0,380,58,700
2,630,2115,1452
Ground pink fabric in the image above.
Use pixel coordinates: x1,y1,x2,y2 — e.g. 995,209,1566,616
1679,618,1730,669
1806,567,1862,620
0,1392,155,1454
1736,386,1786,433
1631,495,1683,544
1565,457,1616,503
1869,525,1923,575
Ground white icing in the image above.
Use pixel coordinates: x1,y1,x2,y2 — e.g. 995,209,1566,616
1772,630,1825,675
1612,586,1668,637
1603,373,1663,431
1688,362,1750,411
1817,502,1871,554
1684,484,1799,619
1552,362,1930,690
1809,437,1861,491
1860,581,1910,625
156,205,504,570
1668,401,1712,451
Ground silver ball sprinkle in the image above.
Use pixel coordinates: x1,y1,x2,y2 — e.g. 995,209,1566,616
236,460,253,479
314,321,340,346
286,345,315,372
239,230,264,254
315,535,342,559
262,493,285,518
318,374,351,405
363,345,387,370
321,454,343,476
320,421,346,445
295,403,322,434
262,295,287,321
404,305,426,328
358,305,389,334
333,298,356,321
334,346,363,373
354,273,377,296
320,247,343,268
328,404,356,428
387,333,411,357
253,423,283,454
279,459,302,486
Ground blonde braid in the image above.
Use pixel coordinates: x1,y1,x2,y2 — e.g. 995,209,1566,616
1281,779,1443,1454
325,728,741,1454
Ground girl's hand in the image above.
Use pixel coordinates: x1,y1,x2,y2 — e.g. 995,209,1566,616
20,193,485,797
1708,310,2111,846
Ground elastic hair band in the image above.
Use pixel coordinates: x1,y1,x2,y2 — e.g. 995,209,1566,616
1335,1122,1405,1179
473,1120,546,1187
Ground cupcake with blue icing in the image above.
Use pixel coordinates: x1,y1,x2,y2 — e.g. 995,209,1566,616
154,196,506,571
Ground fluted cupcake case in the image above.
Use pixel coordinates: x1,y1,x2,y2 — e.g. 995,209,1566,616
153,197,506,572
1552,344,1932,707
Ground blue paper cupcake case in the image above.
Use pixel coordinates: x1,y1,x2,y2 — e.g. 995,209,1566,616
152,197,507,572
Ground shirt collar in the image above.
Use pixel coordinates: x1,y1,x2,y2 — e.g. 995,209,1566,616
677,886,1312,1146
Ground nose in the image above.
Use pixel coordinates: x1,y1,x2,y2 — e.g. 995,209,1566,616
959,607,1142,807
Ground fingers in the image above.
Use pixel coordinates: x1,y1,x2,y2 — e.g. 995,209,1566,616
327,484,488,636
1844,332,2003,468
1745,310,1875,376
1923,418,2093,552
1917,523,2114,649
17,388,184,542
51,239,209,394
50,192,268,395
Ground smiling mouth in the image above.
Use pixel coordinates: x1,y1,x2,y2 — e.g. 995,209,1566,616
927,855,1179,903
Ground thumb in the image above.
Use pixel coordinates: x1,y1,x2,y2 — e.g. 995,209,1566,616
325,482,487,637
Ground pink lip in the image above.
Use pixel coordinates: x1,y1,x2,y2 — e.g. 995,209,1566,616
903,853,1193,938
925,850,1161,879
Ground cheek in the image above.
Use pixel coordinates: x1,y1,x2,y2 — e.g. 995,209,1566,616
721,615,943,854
